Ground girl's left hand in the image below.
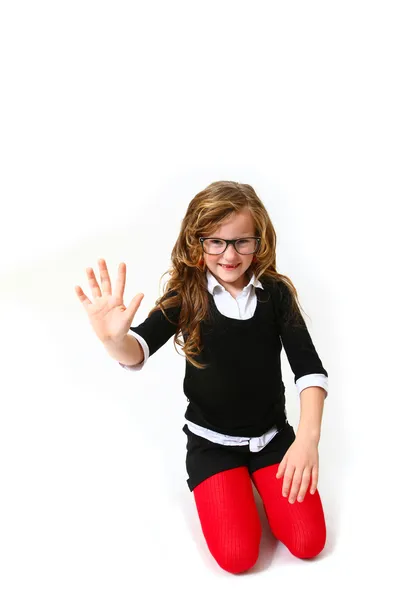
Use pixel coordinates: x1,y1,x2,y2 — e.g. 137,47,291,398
275,434,319,503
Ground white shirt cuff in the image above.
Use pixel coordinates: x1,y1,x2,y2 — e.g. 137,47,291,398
296,374,328,399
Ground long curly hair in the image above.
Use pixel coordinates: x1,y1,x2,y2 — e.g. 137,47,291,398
147,180,307,369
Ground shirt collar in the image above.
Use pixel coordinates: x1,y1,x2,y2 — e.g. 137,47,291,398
206,268,264,295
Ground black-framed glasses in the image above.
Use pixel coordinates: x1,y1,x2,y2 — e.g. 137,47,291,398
199,236,261,255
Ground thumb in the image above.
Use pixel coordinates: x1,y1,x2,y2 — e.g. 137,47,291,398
126,293,145,324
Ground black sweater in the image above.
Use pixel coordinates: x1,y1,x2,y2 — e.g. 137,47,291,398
129,276,328,437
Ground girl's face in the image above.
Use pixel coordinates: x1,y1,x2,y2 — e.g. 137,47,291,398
202,209,257,293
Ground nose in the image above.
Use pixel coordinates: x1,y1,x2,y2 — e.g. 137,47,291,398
222,243,241,261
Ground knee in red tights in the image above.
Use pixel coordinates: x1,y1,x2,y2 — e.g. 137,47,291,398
251,463,326,559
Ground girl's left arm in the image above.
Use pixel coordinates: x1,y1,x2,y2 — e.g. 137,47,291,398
273,280,329,501
273,279,329,439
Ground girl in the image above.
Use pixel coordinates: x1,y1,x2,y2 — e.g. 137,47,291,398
76,180,328,574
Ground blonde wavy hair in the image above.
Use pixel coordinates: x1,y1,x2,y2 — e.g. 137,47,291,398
147,180,307,369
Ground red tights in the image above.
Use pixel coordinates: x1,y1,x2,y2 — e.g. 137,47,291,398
193,463,326,573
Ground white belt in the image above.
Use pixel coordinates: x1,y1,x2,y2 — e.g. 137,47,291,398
184,419,281,453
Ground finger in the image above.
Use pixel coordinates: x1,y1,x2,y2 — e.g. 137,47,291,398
282,464,295,497
296,468,311,502
75,285,92,308
276,455,287,479
288,467,303,503
97,258,112,296
86,266,102,298
114,261,127,300
310,464,319,494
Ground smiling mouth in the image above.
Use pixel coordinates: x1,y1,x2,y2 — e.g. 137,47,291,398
219,263,240,268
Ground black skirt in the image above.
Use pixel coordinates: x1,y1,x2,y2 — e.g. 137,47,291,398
182,420,296,492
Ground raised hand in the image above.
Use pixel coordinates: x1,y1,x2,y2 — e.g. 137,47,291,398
75,258,144,344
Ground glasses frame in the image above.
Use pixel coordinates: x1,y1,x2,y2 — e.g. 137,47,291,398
199,236,261,255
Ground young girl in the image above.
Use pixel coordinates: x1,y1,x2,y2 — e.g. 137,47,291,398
76,180,329,574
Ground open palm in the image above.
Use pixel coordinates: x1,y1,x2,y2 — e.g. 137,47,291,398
75,258,144,344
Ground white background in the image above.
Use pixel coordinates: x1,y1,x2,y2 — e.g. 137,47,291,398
1,0,399,597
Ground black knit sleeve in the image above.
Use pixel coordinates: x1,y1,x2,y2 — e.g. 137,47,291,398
273,280,328,383
129,290,181,358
